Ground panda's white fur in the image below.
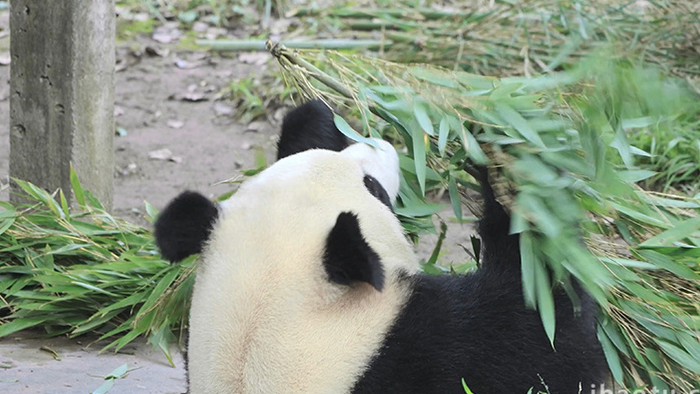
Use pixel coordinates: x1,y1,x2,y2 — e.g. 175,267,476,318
154,100,607,394
189,141,416,393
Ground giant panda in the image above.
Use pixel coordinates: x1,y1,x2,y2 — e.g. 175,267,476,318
154,100,608,393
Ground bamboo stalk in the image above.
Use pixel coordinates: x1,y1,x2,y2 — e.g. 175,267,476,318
289,6,476,20
197,39,391,51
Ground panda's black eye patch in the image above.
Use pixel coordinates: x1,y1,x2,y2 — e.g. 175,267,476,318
363,175,393,212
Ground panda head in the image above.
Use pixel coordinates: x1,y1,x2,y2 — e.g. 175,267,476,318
155,135,415,291
211,137,415,293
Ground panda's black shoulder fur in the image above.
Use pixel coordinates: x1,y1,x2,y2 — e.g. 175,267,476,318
352,168,607,394
277,99,348,160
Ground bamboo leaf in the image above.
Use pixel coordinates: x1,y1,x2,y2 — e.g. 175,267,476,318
70,281,120,297
520,232,537,308
410,67,458,88
333,114,379,148
59,190,70,219
639,216,700,248
135,269,180,318
494,103,546,149
609,202,668,228
437,117,450,155
0,216,15,237
447,116,487,164
618,170,656,183
92,378,114,394
425,221,447,266
394,203,444,217
70,167,86,208
447,174,462,221
144,201,158,223
461,378,475,394
413,100,435,136
13,179,64,218
654,340,700,374
535,261,556,348
148,324,176,367
636,249,699,280
411,126,427,196
72,309,124,336
611,127,634,168
515,194,562,238
597,323,625,384
0,317,48,337
455,73,497,90
106,363,129,379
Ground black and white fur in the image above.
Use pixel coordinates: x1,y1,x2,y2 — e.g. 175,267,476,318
155,100,607,393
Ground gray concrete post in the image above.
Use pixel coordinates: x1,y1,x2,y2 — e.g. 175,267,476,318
9,1,115,210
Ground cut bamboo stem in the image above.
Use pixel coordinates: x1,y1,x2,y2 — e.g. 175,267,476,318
197,39,390,51
289,7,475,20
266,41,354,99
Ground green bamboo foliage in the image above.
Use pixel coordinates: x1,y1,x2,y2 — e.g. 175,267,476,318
0,170,191,365
267,45,700,392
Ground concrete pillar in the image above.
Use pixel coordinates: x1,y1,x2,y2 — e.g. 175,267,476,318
9,1,115,210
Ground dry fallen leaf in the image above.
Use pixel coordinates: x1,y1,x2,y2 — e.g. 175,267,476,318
213,102,234,116
167,120,184,129
174,59,193,69
148,148,173,161
192,22,209,33
145,46,170,57
152,25,181,44
245,120,268,133
150,149,181,163
152,32,173,44
205,27,227,40
118,163,139,177
174,57,207,70
273,107,288,122
133,12,150,22
181,92,207,102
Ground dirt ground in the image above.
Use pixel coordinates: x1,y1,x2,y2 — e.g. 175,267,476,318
0,9,473,394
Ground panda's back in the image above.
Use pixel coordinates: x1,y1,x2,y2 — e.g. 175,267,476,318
352,272,606,394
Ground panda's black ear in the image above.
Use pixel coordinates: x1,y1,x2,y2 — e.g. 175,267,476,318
323,212,385,291
277,99,348,160
154,191,218,262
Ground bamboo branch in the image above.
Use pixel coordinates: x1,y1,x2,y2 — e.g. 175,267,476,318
288,6,477,20
266,41,355,99
198,39,390,51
